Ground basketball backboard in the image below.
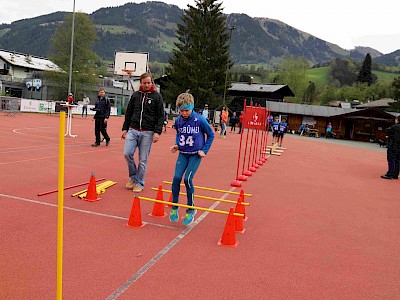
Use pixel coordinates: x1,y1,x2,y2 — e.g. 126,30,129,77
114,51,149,76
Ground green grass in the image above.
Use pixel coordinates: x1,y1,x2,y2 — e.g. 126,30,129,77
373,70,400,82
306,66,330,87
95,25,135,34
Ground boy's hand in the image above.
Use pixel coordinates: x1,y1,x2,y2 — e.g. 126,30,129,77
170,145,178,153
198,150,205,157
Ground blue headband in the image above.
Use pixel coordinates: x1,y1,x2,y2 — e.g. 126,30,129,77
178,103,194,111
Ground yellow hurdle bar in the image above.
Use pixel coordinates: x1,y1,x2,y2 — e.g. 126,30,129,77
138,196,244,217
150,188,250,206
77,181,117,199
72,181,116,197
162,181,252,197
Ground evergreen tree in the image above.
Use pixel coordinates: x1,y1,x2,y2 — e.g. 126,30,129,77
389,77,400,112
165,0,231,109
357,53,375,86
45,13,100,100
303,81,316,104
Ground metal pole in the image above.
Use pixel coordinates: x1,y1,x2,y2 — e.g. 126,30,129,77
67,0,76,96
222,25,236,106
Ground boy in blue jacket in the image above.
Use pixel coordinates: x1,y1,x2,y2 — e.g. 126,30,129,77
169,92,214,225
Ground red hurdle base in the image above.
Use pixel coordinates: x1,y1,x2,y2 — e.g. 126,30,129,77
231,180,242,187
237,175,248,181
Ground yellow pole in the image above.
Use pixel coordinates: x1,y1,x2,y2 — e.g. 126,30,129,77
57,111,65,299
162,181,252,197
138,196,244,217
150,188,250,206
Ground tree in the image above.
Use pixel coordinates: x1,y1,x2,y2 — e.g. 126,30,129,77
275,56,309,103
303,81,316,104
165,0,231,109
329,58,358,87
357,53,376,86
45,12,100,100
389,77,400,112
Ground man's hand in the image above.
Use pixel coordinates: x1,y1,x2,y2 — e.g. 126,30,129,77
198,150,205,157
121,130,127,140
170,145,178,153
153,133,160,143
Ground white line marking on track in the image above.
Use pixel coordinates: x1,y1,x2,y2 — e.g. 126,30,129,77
106,187,237,300
0,193,180,230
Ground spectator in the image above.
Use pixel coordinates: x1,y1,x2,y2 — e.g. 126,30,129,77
91,87,111,147
82,94,90,118
220,106,228,138
229,112,239,133
381,114,400,180
201,104,210,123
326,122,333,138
238,111,244,134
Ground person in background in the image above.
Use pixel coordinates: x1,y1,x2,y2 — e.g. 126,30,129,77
271,116,280,144
169,92,214,226
238,111,244,134
326,122,333,138
91,87,111,147
82,94,90,118
67,93,74,104
121,72,164,193
201,104,210,123
220,106,228,138
229,112,239,133
277,118,288,147
163,110,168,133
381,114,400,180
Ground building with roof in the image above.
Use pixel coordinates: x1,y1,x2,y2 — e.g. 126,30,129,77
228,82,295,101
0,49,64,98
228,82,398,142
354,98,396,109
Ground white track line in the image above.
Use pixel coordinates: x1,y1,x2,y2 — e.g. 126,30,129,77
0,193,179,230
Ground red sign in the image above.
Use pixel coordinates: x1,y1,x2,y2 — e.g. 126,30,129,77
243,106,267,130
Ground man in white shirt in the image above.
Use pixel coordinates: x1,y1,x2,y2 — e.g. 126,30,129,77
82,94,90,118
201,104,209,123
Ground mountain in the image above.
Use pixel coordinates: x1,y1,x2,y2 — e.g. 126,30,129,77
0,1,399,67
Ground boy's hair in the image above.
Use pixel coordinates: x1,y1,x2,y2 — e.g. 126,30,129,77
98,87,105,92
140,72,152,82
176,92,194,108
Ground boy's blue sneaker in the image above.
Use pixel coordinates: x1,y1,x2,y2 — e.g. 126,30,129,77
169,208,179,223
182,210,196,226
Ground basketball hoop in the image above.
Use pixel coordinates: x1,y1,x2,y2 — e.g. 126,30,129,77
122,69,134,76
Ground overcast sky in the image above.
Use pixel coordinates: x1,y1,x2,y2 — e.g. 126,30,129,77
2,0,399,54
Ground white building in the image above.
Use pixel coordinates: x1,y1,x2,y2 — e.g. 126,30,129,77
0,49,63,97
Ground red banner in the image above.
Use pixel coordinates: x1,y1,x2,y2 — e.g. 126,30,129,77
243,106,267,130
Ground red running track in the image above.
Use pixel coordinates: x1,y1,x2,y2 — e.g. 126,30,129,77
0,113,399,299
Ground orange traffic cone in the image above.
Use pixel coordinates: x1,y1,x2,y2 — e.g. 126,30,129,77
234,204,245,233
150,185,166,217
166,193,173,208
127,196,144,228
84,172,100,202
218,208,238,247
235,190,247,221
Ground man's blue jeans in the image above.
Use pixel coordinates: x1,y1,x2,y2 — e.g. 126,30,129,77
123,128,154,189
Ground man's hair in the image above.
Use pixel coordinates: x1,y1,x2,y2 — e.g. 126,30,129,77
176,92,194,107
98,87,105,92
140,72,152,82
